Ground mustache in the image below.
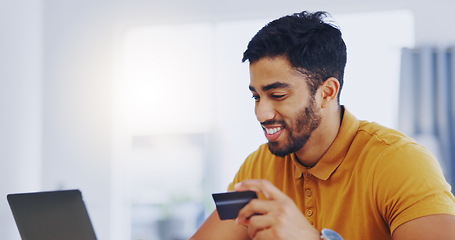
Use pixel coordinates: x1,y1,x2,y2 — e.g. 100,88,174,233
260,119,286,126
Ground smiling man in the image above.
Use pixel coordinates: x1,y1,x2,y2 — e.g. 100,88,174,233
190,11,455,240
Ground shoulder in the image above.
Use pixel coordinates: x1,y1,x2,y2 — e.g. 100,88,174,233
352,121,434,168
356,120,413,147
354,121,444,186
358,121,441,174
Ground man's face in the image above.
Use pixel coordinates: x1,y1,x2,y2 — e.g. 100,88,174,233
249,57,322,157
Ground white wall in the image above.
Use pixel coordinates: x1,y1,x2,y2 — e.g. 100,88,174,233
412,1,455,46
0,1,42,239
41,1,114,239
2,0,455,239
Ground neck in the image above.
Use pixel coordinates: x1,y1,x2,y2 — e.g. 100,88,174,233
295,105,342,167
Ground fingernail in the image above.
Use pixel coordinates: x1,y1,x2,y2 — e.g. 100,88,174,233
234,182,242,189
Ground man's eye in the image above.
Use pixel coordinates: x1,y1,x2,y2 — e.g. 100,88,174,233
271,94,286,100
252,95,260,102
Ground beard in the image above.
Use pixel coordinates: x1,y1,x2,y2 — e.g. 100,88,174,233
267,97,322,157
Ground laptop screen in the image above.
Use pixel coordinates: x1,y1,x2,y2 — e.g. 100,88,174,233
7,189,97,240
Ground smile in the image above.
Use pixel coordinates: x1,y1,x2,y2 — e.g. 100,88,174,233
262,126,285,142
265,127,283,135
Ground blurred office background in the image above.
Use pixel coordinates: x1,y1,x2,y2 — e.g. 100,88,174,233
1,0,454,239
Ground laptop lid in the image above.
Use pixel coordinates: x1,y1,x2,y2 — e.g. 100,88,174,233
7,189,97,240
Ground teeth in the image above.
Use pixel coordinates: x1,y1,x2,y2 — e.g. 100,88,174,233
265,127,282,135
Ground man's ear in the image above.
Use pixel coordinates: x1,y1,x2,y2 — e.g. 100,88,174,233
319,77,340,108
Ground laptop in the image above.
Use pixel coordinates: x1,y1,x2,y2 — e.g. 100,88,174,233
7,189,97,240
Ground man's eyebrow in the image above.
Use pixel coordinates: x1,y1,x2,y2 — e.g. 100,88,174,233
249,82,291,92
262,82,290,91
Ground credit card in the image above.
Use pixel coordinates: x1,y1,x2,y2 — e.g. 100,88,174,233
212,191,258,220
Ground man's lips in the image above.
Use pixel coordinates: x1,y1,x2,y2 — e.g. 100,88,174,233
262,126,284,142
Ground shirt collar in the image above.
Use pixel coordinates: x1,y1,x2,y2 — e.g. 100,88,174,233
292,106,360,180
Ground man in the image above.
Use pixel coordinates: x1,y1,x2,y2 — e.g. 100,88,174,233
190,11,455,239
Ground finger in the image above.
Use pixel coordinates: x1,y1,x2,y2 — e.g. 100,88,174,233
246,214,274,239
252,227,276,240
234,179,286,200
236,199,269,224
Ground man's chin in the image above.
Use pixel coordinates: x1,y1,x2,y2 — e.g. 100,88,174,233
267,142,292,157
267,139,308,157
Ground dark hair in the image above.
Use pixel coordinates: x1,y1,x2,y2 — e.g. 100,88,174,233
242,11,347,99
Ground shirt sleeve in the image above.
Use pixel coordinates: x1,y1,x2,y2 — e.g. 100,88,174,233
373,141,455,234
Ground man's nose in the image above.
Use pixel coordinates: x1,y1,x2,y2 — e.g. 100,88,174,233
255,100,276,123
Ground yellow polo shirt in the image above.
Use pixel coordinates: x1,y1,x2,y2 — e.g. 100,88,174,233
228,108,455,239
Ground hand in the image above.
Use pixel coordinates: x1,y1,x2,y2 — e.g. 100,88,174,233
234,179,320,240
